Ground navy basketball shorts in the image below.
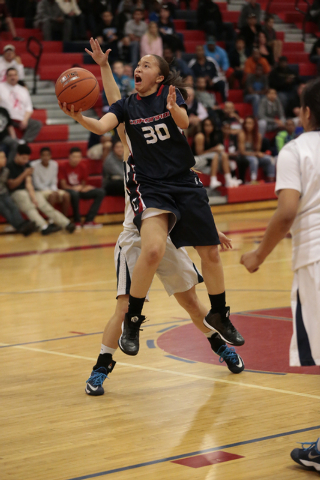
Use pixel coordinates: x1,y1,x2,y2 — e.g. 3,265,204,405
126,169,220,249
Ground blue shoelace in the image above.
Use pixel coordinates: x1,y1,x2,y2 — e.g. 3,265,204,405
86,370,108,386
299,440,320,453
218,346,238,365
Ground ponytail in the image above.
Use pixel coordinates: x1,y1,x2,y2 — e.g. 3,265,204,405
152,54,188,100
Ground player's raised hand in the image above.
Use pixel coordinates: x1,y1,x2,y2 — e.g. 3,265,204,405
85,38,111,67
167,85,177,110
240,250,261,273
58,101,83,122
218,231,232,251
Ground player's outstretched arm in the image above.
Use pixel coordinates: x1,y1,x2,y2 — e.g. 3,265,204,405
59,102,119,135
167,85,189,130
240,188,300,273
85,38,121,105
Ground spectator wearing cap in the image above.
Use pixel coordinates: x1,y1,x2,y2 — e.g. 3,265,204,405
0,68,42,143
204,37,229,74
124,8,147,66
244,47,271,76
268,56,299,111
240,13,262,56
0,45,25,83
238,0,261,29
0,0,23,41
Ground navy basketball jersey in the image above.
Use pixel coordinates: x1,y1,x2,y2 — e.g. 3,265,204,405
109,85,195,180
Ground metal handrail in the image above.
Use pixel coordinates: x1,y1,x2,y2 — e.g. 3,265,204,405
295,0,311,43
26,36,43,95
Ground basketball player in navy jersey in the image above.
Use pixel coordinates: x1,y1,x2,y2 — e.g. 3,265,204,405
59,39,245,358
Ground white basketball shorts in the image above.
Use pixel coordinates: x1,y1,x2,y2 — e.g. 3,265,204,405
290,261,320,366
114,229,203,298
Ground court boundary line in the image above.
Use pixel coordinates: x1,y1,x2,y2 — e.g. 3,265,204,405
65,425,320,480
1,343,320,399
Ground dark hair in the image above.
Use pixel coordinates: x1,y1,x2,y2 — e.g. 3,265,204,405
40,147,51,154
17,144,31,155
243,116,259,151
300,78,320,128
69,146,82,155
6,67,17,75
151,54,188,100
265,13,274,22
279,56,288,62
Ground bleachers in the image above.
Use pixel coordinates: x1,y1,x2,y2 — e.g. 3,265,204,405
2,2,315,222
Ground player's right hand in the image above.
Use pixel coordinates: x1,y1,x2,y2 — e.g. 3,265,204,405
85,38,111,67
58,101,83,121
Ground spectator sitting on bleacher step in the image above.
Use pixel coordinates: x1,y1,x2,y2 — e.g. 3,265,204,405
59,147,105,229
195,76,216,114
222,121,249,185
55,0,87,40
122,7,147,67
185,86,208,138
0,45,24,83
197,0,223,40
163,46,193,78
240,13,262,57
102,139,125,197
0,0,24,41
228,36,247,89
189,45,228,102
204,37,229,74
258,88,286,139
140,21,163,57
244,47,271,76
275,119,298,155
31,147,71,218
262,14,282,64
0,105,18,163
87,131,113,160
0,68,42,143
268,56,299,112
238,0,261,30
34,0,72,42
95,10,119,61
157,5,184,55
244,63,269,118
257,31,274,66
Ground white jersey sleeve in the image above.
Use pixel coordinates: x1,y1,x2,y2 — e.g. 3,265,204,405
275,141,301,196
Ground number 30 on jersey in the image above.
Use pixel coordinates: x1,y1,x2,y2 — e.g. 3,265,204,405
142,123,170,144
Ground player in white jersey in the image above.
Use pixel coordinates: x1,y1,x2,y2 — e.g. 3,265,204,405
85,42,245,396
241,78,320,472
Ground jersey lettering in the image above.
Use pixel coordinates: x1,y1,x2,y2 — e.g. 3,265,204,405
142,123,171,144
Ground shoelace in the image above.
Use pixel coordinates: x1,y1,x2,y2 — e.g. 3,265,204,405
86,370,108,386
127,318,147,340
218,346,238,364
299,441,320,452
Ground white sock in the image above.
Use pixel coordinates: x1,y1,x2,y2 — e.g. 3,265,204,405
100,344,116,355
41,224,49,231
224,173,232,182
251,173,257,181
210,176,218,188
204,331,214,338
317,438,320,452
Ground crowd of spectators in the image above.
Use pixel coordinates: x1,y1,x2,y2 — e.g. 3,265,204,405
1,0,319,233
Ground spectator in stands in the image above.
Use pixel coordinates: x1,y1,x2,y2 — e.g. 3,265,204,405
87,131,113,160
0,45,24,83
238,0,261,29
0,150,37,236
31,147,71,217
268,56,299,111
140,21,163,57
262,14,282,64
111,60,135,97
55,0,87,40
123,63,135,90
148,0,161,22
240,13,262,57
197,0,223,40
238,116,275,183
103,139,125,196
258,88,286,137
275,119,297,154
78,0,106,37
95,10,119,60
8,144,75,235
24,0,38,29
257,31,274,66
195,76,216,113
285,82,305,121
0,106,18,163
220,101,243,131
117,0,133,37
124,7,147,66
157,5,184,53
204,37,229,74
228,36,247,89
185,86,208,137
189,45,228,102
244,47,271,76
222,121,249,185
244,63,268,118
163,46,193,78
59,147,105,229
309,36,320,75
34,0,71,41
193,117,241,189
0,68,42,143
0,0,24,41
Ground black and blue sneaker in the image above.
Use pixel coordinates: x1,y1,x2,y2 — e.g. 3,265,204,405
118,313,146,356
85,360,116,396
291,439,320,472
216,345,245,374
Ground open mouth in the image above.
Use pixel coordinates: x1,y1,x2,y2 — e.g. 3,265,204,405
134,74,142,85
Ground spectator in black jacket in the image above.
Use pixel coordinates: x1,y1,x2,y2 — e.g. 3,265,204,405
228,36,247,88
157,5,184,52
268,56,299,110
238,0,261,29
240,13,262,56
189,45,228,102
95,10,119,61
163,47,193,78
197,0,223,38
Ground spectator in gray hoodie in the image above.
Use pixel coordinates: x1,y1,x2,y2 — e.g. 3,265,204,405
258,88,286,137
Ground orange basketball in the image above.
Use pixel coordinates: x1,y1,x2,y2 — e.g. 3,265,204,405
55,67,100,112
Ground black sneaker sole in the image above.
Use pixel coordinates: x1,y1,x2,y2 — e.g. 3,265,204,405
85,384,104,396
118,337,139,356
203,319,245,346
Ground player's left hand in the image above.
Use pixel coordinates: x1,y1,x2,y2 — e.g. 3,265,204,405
85,38,111,67
166,85,176,110
218,231,232,251
240,250,261,273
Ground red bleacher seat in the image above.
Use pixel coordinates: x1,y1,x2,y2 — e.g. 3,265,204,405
180,30,205,41
299,63,317,76
173,19,186,30
228,90,244,103
34,125,69,142
32,110,47,123
222,11,239,24
29,141,88,160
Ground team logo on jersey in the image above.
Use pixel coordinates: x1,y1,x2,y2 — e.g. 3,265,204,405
129,111,170,125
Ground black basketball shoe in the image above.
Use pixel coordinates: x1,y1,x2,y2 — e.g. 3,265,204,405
118,313,146,356
204,306,245,346
291,439,320,472
85,360,116,396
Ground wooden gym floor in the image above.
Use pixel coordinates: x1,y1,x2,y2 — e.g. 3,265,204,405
1,201,319,480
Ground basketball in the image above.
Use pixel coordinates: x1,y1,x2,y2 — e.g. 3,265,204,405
55,67,100,112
